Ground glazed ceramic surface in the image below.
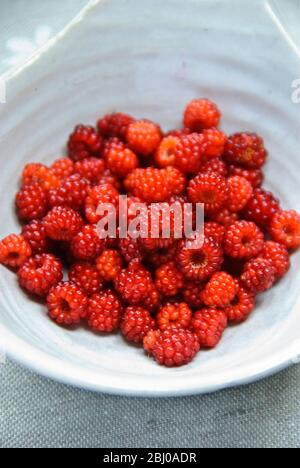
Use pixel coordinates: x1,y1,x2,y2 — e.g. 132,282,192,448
0,0,300,396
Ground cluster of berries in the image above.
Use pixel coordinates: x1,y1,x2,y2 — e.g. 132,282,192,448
0,98,300,368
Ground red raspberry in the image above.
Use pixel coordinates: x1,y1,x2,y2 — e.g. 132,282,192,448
126,119,162,156
228,165,264,189
0,234,31,269
174,133,204,174
68,125,102,161
70,224,105,261
201,128,227,159
201,271,238,308
96,249,123,281
243,189,280,227
121,306,155,343
22,163,60,191
192,308,227,348
69,262,103,296
97,168,122,191
166,128,191,138
22,220,49,255
155,262,184,297
157,302,192,331
74,157,106,184
241,258,276,294
141,285,161,312
18,254,63,297
224,221,264,259
125,167,183,203
114,260,153,305
47,281,88,325
104,138,139,177
140,237,174,253
51,158,74,180
16,183,48,221
118,237,144,263
227,176,253,213
204,222,226,245
152,328,200,367
143,330,161,354
200,158,228,178
87,290,123,332
176,238,223,282
210,208,239,227
183,98,221,131
44,206,84,241
182,281,204,309
224,280,255,323
155,135,179,167
48,174,90,211
260,241,290,279
224,132,267,169
147,241,179,268
97,112,135,140
270,210,300,250
165,166,186,196
85,183,119,224
188,173,228,214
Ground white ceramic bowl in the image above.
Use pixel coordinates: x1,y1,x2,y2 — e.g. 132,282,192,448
1,0,300,396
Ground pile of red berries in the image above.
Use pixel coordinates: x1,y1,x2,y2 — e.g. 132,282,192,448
1,98,300,368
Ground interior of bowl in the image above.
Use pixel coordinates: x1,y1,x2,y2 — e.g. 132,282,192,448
0,0,300,396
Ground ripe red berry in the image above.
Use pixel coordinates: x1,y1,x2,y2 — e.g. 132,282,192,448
22,220,50,254
188,172,228,214
18,254,63,297
227,176,253,213
70,224,105,261
243,188,280,227
155,135,179,167
224,280,255,323
44,206,84,241
16,183,48,221
201,271,238,308
22,163,60,191
96,249,123,281
204,222,226,245
192,308,227,348
228,165,264,189
141,285,161,313
143,330,161,354
97,112,135,140
241,258,276,294
51,158,75,180
114,260,154,305
157,302,192,331
224,132,267,169
48,174,90,211
87,290,123,332
152,328,200,367
174,133,204,174
146,241,179,268
47,281,88,325
176,238,223,282
269,210,300,250
97,168,122,191
118,237,145,263
68,125,102,161
260,241,290,279
104,138,139,177
74,157,106,184
182,281,204,309
200,157,228,178
210,208,239,228
0,234,32,269
69,262,103,295
224,221,264,259
126,119,162,156
155,261,184,297
121,306,155,343
183,98,221,131
201,128,227,159
85,183,119,224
